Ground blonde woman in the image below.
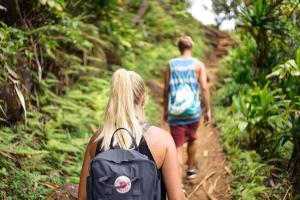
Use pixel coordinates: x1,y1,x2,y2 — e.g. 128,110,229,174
78,69,184,200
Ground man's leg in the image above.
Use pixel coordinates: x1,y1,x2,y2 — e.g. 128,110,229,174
187,139,197,170
170,125,186,179
176,145,185,179
186,121,199,178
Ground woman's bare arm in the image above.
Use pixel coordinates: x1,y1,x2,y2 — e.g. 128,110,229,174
161,133,185,200
163,64,170,121
78,134,98,200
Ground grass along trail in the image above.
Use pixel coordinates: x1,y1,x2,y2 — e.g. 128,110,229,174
147,27,235,200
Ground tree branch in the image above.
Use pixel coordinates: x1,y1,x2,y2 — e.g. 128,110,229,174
133,0,148,26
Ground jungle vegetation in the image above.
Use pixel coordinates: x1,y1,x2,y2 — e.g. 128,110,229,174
212,0,300,199
0,0,208,199
1,0,300,199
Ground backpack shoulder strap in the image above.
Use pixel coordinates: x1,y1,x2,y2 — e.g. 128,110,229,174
95,139,103,156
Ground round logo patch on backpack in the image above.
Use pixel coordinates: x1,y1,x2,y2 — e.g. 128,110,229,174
114,176,131,193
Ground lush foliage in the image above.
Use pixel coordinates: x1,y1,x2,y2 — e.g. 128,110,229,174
213,0,300,198
0,0,208,199
213,47,296,199
215,0,300,69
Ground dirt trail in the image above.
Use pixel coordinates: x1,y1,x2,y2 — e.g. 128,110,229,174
147,27,235,200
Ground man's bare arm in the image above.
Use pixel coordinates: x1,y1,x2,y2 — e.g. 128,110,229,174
163,64,170,121
197,62,211,124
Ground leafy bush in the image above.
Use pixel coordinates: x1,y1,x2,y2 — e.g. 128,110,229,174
214,101,288,199
267,49,300,193
144,1,179,41
239,0,300,69
212,0,300,196
230,150,269,200
213,39,296,199
234,83,290,156
0,71,106,197
220,35,256,84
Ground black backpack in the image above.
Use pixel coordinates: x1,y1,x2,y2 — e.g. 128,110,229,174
87,128,161,200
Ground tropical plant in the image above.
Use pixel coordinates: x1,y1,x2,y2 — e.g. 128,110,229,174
234,82,290,156
239,0,300,69
267,49,300,194
214,96,287,199
212,0,300,197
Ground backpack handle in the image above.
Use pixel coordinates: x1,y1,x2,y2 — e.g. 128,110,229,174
109,128,138,150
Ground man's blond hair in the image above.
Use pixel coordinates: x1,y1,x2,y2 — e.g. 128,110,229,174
177,36,194,53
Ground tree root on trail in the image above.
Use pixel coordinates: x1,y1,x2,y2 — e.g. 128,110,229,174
203,182,217,200
46,184,78,200
187,171,216,199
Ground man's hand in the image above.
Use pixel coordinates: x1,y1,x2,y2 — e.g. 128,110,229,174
197,61,211,127
203,110,211,126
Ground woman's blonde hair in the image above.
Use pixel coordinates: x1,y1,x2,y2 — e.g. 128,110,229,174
95,68,146,150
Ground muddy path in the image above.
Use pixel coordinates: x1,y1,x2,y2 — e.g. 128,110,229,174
147,27,235,200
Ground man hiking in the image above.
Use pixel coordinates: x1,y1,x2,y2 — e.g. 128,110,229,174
163,36,211,180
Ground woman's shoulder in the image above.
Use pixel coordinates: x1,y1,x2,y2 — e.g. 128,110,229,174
145,125,174,147
143,125,175,168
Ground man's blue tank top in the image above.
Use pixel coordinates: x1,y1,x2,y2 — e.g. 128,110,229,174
168,57,201,125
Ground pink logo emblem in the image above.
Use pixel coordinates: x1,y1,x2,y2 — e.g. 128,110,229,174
114,176,131,193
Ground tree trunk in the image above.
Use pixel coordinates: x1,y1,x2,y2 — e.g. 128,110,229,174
133,0,148,26
288,138,300,195
292,139,300,195
0,84,23,123
255,35,269,69
0,0,18,25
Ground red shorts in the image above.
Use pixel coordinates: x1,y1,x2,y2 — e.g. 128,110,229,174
170,121,200,147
